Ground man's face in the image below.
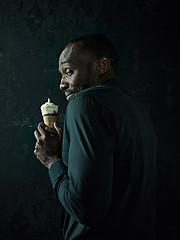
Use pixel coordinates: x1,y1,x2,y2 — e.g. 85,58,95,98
58,42,100,101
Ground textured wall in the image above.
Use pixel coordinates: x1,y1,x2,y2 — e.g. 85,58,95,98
0,0,179,239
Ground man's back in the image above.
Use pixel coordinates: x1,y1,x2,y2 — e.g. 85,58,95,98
50,78,157,240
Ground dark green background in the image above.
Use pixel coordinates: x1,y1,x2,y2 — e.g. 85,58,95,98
0,0,179,239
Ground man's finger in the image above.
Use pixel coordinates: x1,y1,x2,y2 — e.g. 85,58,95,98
54,123,62,137
45,126,57,134
37,122,46,136
35,142,39,150
34,130,41,141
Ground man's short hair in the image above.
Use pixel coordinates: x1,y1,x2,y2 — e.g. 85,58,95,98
69,33,118,74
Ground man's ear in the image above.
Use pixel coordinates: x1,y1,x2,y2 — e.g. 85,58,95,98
98,57,110,75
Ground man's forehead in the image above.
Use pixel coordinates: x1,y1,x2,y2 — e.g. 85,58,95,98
59,43,83,63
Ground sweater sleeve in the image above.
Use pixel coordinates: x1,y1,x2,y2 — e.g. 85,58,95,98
49,95,115,227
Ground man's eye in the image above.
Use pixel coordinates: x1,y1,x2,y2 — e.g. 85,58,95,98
65,68,73,76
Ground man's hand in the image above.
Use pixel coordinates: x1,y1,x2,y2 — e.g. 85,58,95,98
34,122,63,169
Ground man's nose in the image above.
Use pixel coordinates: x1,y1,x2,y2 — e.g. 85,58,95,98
60,77,69,91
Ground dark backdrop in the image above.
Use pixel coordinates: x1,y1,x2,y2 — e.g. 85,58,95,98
0,0,179,239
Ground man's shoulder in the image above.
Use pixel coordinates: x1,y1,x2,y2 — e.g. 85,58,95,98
69,80,123,104
68,85,105,105
67,88,101,114
66,78,147,119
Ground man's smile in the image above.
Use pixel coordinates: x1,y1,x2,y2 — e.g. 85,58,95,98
65,91,76,101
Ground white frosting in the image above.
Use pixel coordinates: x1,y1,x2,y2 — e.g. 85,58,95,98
40,98,58,115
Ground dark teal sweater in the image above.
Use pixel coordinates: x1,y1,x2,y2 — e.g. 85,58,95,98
49,78,157,240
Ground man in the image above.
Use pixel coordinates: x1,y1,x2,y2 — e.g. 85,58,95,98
34,33,157,240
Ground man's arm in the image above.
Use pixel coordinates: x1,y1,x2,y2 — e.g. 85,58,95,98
49,96,115,227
